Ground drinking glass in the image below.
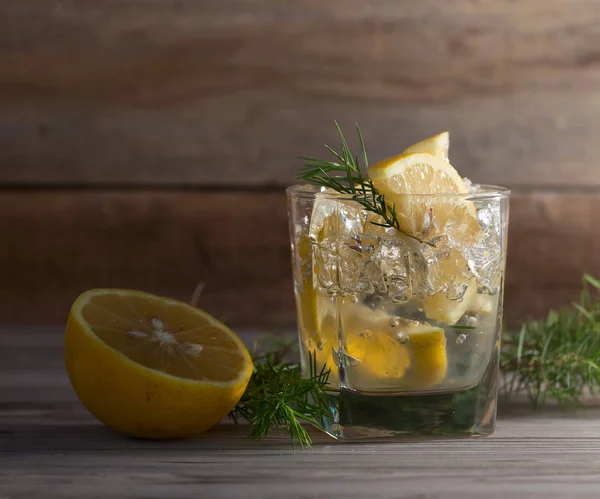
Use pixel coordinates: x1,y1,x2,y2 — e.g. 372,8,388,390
287,184,510,440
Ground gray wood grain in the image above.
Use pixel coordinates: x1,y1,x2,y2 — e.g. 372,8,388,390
2,1,600,187
1,328,600,498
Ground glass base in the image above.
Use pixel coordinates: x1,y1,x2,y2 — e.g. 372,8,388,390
321,360,498,441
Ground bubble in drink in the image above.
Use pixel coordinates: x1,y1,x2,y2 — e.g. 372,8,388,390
466,315,477,326
456,333,467,345
396,332,409,344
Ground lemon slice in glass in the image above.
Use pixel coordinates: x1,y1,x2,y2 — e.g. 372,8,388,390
341,307,447,390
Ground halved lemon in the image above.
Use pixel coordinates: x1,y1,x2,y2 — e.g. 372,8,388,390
368,150,480,324
64,289,253,439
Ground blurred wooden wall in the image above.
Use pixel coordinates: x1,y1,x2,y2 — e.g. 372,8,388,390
2,0,600,327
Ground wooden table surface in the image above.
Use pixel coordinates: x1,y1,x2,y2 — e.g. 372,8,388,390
2,328,600,499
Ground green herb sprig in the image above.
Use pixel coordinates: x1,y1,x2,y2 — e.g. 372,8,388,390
297,122,430,245
501,274,600,409
230,340,334,449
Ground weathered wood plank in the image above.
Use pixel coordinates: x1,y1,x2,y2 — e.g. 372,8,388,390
0,191,293,327
2,329,600,498
2,1,600,187
2,424,600,499
0,190,597,326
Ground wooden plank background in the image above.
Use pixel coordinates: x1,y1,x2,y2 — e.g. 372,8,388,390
1,0,600,326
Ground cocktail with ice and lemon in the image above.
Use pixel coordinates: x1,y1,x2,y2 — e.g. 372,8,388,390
288,131,509,439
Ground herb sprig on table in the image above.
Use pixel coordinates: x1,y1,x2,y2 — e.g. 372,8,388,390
297,121,429,245
501,274,600,409
230,340,334,449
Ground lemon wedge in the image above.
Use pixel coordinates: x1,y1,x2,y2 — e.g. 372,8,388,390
346,331,410,379
402,131,450,162
341,309,447,390
407,325,448,387
367,152,477,238
367,149,480,324
295,227,340,386
342,307,412,380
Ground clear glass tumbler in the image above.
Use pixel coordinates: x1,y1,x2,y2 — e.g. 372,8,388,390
287,184,510,440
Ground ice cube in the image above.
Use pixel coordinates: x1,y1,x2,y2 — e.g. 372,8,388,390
338,242,371,294
371,236,419,303
356,259,386,295
422,236,474,298
377,239,408,280
446,281,469,301
312,242,339,292
464,202,503,294
309,194,367,242
309,194,371,295
478,207,493,227
463,177,481,193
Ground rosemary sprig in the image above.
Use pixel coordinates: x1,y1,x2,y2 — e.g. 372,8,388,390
298,122,430,245
230,339,334,449
501,274,600,408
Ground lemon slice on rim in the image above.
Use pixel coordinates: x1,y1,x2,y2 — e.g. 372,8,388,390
367,152,478,239
65,289,252,439
402,131,450,162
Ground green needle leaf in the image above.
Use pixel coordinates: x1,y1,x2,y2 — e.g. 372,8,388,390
230,341,334,450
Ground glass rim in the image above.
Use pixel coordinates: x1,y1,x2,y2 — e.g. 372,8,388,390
286,183,511,200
